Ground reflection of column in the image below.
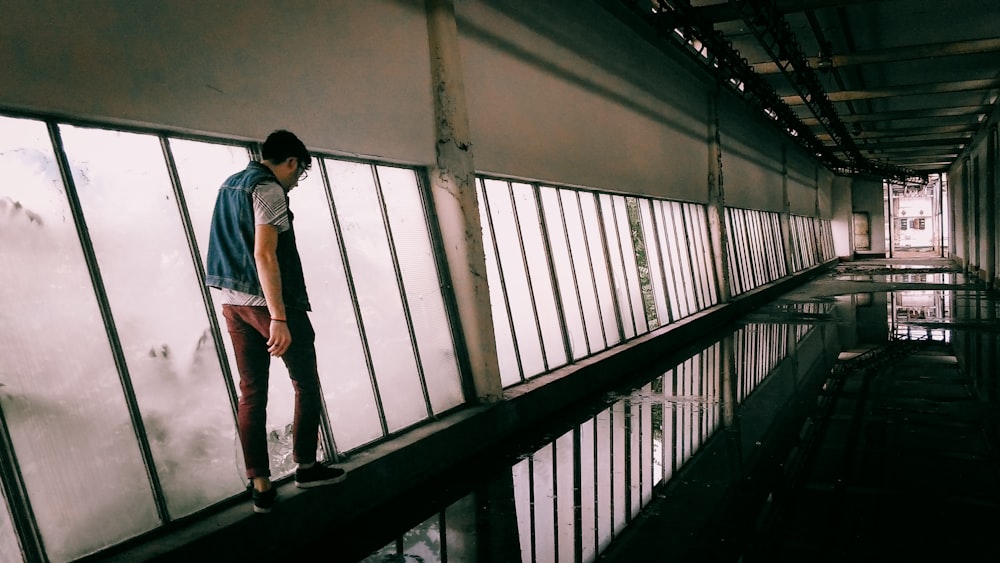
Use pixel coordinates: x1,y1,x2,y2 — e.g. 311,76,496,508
475,470,523,563
425,0,502,402
720,333,743,481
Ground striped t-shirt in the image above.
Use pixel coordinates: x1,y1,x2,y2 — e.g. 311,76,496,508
221,181,290,306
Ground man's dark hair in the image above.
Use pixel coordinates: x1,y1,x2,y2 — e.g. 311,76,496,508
261,130,311,170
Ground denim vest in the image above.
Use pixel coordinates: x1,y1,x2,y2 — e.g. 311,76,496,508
205,162,311,311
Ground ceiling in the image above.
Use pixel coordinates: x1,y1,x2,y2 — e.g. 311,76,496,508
611,0,1000,180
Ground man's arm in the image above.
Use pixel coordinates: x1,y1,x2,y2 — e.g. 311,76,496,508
254,223,291,356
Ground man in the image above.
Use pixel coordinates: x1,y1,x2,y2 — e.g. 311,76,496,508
206,130,346,514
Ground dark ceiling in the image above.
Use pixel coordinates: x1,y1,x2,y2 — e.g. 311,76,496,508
610,0,1000,180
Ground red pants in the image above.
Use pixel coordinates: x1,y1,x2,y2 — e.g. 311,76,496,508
222,305,322,479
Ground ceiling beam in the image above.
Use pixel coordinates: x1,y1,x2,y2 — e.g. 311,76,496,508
694,0,877,24
783,78,1000,104
815,124,979,141
752,37,1000,74
854,137,970,150
800,105,992,126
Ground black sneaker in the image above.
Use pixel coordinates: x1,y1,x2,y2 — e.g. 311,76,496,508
295,463,347,488
252,486,277,514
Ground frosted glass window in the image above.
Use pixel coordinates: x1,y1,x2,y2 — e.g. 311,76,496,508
0,116,158,561
0,486,19,563
661,202,690,318
478,181,521,386
582,194,620,347
640,200,670,327
614,196,649,334
483,179,544,378
291,162,382,451
685,204,709,309
378,166,464,413
511,183,566,370
601,194,635,339
673,203,698,315
562,190,605,354
653,202,679,322
326,159,426,432
541,188,588,360
724,209,741,295
61,125,244,517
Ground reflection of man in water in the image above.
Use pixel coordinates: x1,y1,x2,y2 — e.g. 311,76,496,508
205,130,345,514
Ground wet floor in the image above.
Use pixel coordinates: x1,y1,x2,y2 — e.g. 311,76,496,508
344,259,1000,563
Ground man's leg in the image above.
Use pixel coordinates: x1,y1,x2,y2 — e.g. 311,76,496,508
281,310,321,464
282,310,346,487
223,305,273,480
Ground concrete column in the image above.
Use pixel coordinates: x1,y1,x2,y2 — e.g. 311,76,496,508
780,143,794,273
425,0,503,403
986,126,997,287
707,85,731,302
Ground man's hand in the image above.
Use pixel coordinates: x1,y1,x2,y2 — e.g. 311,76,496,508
267,319,292,357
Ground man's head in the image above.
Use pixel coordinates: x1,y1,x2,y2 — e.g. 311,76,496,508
261,130,311,191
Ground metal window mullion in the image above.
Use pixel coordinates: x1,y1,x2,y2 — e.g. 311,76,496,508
159,137,242,429
650,200,677,324
322,160,389,437
0,403,45,562
508,182,548,372
556,189,591,358
371,167,434,418
528,455,537,563
682,203,707,311
572,426,583,563
577,191,611,350
48,122,170,523
534,185,574,366
481,179,525,383
604,196,635,339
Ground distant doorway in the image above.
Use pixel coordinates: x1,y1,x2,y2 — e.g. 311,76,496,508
853,212,870,251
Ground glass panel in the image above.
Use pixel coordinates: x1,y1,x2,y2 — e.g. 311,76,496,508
541,187,587,360
601,194,635,339
653,201,680,322
640,200,670,327
512,182,566,370
61,125,244,517
378,166,464,413
685,204,709,309
0,484,20,563
673,203,698,314
484,179,544,378
615,196,649,334
562,190,604,355
581,193,620,347
326,159,426,432
293,160,382,451
477,181,521,387
0,116,158,561
663,202,691,318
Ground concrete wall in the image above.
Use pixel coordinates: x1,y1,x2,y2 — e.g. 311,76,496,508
948,113,999,282
851,176,887,256
831,176,854,258
0,0,842,217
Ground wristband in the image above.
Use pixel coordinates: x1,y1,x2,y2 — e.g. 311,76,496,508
271,318,287,323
